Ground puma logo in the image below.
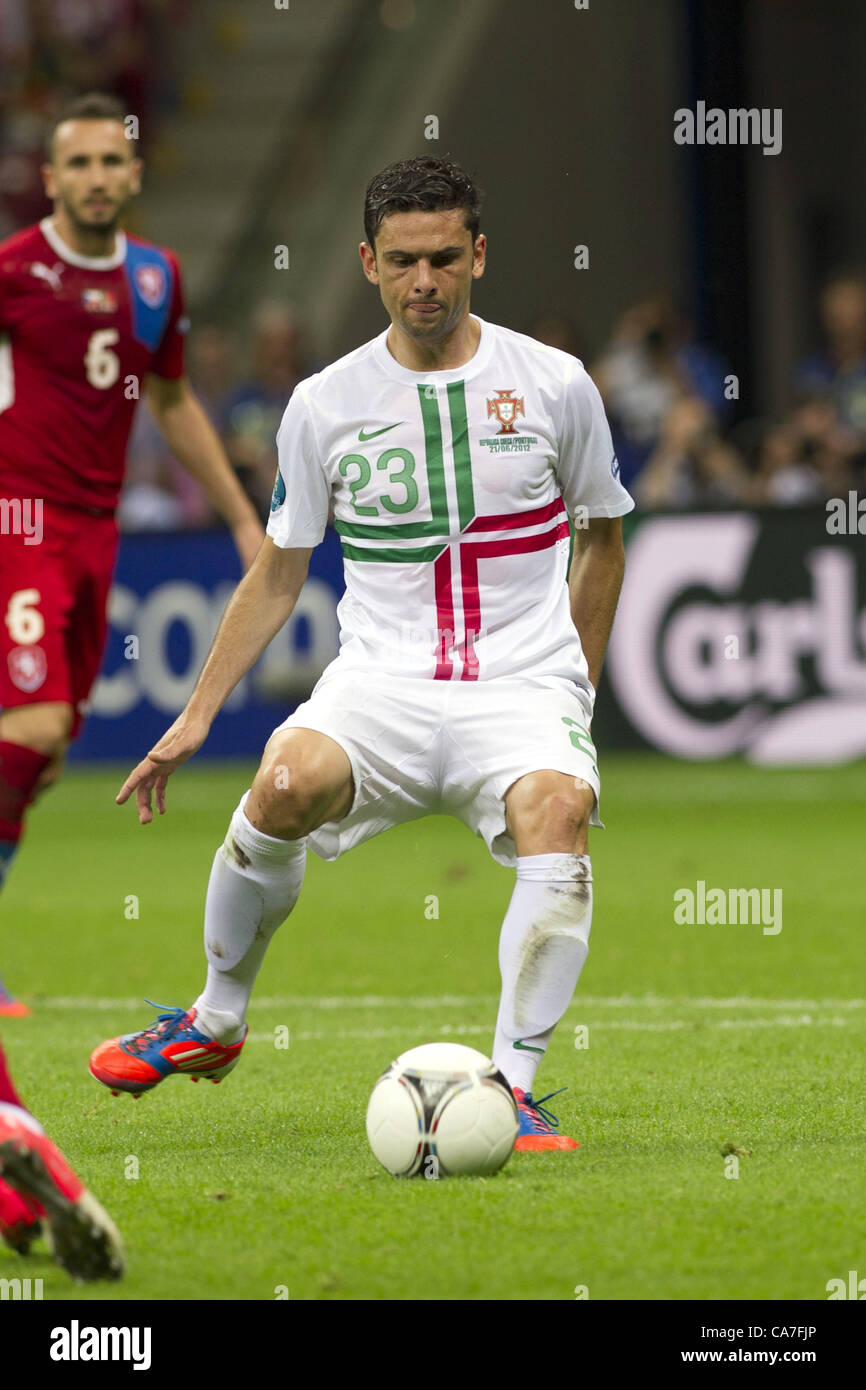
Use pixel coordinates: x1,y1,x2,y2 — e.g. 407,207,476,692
30,261,64,292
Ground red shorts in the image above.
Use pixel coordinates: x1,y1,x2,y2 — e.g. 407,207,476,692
0,498,118,739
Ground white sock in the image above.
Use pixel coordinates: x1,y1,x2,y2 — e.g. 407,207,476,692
492,853,593,1092
193,794,306,1043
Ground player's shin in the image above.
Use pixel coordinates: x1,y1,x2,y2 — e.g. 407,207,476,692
492,853,593,1092
192,794,307,1043
0,1045,27,1110
0,744,51,893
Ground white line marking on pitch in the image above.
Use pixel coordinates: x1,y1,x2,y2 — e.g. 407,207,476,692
36,995,866,1012
246,1015,850,1044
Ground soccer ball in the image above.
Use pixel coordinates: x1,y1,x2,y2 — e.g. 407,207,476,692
365,1042,519,1178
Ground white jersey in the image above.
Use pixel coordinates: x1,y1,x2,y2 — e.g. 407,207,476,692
266,315,634,698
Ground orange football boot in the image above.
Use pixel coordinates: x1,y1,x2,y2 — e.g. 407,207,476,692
513,1087,579,1151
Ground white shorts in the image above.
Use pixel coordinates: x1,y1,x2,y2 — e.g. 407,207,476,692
272,666,603,868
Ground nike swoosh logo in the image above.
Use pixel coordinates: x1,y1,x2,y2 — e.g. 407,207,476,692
358,423,402,441
513,1040,545,1054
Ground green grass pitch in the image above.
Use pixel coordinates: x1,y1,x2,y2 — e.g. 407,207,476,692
1,755,863,1301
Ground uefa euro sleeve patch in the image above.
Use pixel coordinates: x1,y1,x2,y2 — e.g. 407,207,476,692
271,468,287,511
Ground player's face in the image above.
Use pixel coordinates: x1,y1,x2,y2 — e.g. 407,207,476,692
43,120,142,233
360,209,486,342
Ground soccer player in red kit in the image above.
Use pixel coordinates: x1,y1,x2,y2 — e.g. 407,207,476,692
0,1035,123,1280
0,93,264,1014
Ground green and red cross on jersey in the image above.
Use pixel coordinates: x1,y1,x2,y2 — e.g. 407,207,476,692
266,315,633,694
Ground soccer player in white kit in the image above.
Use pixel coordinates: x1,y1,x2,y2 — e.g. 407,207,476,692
91,158,634,1151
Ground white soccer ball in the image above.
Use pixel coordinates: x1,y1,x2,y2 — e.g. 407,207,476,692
365,1042,519,1178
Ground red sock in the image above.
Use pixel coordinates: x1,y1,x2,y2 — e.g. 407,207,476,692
0,742,51,872
0,1039,26,1109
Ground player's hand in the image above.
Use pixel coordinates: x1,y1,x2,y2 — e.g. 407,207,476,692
116,714,211,825
232,516,265,573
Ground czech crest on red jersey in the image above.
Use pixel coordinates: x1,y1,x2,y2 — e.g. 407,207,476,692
134,263,167,309
487,388,525,435
8,645,47,693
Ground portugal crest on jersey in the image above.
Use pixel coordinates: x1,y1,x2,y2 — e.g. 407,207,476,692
134,263,167,309
487,388,525,435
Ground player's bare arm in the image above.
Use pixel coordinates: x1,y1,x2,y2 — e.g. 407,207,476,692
567,516,626,694
145,373,264,572
117,539,311,824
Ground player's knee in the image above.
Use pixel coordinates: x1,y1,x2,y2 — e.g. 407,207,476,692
32,751,67,799
540,785,593,839
0,703,73,760
508,773,595,851
249,750,334,837
32,720,71,763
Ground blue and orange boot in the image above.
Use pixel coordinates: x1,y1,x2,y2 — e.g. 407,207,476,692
513,1087,579,1152
0,975,31,1018
89,1002,247,1096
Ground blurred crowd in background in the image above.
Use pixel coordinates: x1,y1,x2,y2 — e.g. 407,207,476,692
120,273,866,532
586,276,866,511
2,0,865,529
0,0,188,237
119,299,313,531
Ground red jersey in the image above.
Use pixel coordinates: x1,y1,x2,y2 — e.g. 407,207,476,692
0,218,187,513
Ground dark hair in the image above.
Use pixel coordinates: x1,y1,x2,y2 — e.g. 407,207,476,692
47,92,133,158
364,156,483,250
